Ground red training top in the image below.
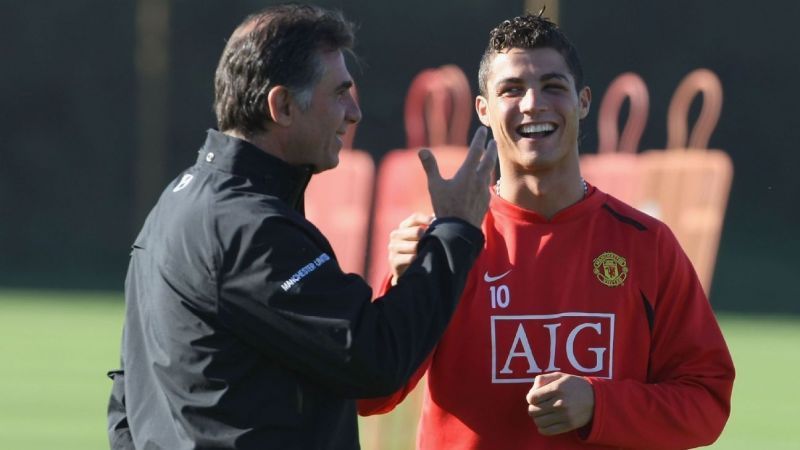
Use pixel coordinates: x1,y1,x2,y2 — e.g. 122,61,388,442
359,186,734,450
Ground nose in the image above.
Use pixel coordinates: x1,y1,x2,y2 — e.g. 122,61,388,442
345,91,362,125
520,88,546,113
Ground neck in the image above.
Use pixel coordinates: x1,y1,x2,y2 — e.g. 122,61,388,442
223,128,289,162
496,170,586,219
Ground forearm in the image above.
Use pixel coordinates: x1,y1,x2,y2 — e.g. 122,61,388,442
342,218,484,396
584,368,733,448
357,351,431,415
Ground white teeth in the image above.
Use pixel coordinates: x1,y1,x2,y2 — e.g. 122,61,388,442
518,123,556,135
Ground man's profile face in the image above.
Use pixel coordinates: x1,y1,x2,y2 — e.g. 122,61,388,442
476,47,590,175
289,50,362,173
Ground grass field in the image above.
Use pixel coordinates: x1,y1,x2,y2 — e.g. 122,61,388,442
0,290,797,449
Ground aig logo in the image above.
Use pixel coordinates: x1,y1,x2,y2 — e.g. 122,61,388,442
490,313,615,383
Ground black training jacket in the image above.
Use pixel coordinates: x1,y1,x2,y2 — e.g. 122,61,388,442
107,130,484,449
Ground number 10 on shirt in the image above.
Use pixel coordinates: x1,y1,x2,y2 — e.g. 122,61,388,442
489,285,511,308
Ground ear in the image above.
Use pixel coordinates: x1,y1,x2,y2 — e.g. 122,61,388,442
578,86,592,120
476,95,491,127
266,86,293,127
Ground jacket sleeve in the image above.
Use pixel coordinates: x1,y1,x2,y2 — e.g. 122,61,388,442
218,217,484,398
582,226,735,449
357,352,431,415
107,368,135,450
357,274,432,415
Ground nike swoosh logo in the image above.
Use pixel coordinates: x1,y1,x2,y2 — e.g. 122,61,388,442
483,269,512,283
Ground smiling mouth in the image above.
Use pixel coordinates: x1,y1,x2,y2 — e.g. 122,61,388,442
517,123,557,138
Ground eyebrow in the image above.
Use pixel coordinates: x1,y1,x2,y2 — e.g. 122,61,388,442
495,72,571,86
540,72,570,83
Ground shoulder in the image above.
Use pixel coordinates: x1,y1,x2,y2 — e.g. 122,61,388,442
592,192,687,267
593,192,696,302
596,192,670,237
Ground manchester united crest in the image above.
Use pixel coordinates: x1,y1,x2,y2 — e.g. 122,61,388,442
593,252,628,287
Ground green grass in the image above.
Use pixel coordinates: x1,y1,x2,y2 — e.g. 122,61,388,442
0,290,124,450
710,314,799,449
0,290,797,449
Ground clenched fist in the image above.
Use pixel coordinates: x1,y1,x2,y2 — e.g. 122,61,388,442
526,372,595,436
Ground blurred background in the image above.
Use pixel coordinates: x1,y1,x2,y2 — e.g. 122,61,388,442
0,0,798,448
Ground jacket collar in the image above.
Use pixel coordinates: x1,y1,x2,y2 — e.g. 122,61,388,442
197,129,313,211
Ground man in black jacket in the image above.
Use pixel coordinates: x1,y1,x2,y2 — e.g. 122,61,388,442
107,4,496,449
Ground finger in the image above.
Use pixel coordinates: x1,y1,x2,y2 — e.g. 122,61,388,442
390,254,415,269
460,126,489,170
418,148,442,185
390,226,427,242
538,421,571,436
529,383,559,406
398,213,435,229
526,374,560,404
527,398,556,417
388,240,420,255
531,410,562,429
476,139,498,179
533,372,563,391
525,386,537,405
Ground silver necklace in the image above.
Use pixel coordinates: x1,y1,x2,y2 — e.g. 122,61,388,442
494,178,588,198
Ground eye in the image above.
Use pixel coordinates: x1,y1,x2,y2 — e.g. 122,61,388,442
544,83,568,92
499,86,524,97
336,83,354,97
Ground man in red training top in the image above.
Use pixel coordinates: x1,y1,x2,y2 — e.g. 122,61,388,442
359,11,734,450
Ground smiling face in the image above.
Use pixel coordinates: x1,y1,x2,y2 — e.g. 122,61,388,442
287,49,362,173
476,47,590,177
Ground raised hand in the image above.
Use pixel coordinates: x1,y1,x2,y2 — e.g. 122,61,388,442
525,372,595,436
418,126,497,228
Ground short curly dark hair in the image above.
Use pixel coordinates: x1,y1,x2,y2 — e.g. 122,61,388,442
478,11,584,96
213,4,355,134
